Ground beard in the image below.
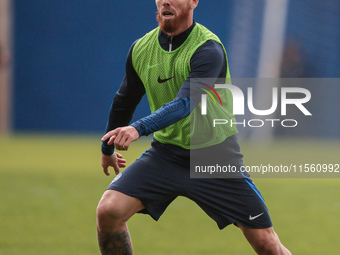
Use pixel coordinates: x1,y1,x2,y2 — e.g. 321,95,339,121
156,4,191,34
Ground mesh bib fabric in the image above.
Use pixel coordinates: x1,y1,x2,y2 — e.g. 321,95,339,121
132,23,237,149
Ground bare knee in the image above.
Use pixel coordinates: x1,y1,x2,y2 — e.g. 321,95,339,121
254,233,281,254
97,199,127,223
239,225,290,255
256,232,292,255
97,193,131,225
96,190,145,231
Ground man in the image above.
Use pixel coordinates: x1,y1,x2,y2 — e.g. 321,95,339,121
97,0,292,254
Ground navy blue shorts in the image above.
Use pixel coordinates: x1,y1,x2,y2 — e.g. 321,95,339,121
107,138,272,229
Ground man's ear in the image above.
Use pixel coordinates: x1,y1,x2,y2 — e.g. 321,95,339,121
191,0,199,10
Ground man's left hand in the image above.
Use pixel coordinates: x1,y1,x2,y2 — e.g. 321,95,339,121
101,126,140,151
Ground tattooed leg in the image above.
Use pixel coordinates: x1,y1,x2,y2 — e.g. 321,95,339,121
96,190,145,255
98,225,133,255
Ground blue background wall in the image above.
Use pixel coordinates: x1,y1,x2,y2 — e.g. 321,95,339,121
13,0,340,135
13,0,234,133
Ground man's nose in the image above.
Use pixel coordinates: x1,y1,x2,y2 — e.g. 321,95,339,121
162,0,171,6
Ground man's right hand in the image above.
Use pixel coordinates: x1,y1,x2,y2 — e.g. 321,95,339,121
101,152,126,176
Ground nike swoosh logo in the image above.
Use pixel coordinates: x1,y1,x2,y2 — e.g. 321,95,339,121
147,64,159,69
158,76,174,83
249,213,264,221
